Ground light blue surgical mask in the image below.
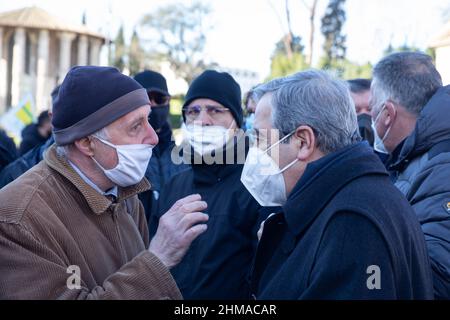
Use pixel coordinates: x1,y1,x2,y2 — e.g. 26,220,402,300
244,113,255,131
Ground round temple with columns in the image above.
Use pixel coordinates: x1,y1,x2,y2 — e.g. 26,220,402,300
0,6,105,114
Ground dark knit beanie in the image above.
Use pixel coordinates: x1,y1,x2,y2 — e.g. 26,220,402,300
183,70,243,127
52,66,149,145
134,70,170,95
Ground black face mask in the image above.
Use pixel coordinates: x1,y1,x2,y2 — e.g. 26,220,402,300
149,105,170,131
357,113,374,147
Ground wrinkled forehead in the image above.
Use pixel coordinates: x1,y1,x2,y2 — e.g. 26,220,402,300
109,105,151,130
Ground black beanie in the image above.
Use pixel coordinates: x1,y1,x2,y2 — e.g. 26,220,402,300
52,66,149,146
134,70,170,96
183,70,243,128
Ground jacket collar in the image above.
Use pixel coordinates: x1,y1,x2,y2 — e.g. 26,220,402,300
44,144,150,215
390,85,450,171
282,142,388,237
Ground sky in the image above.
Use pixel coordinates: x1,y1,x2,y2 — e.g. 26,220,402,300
1,0,449,81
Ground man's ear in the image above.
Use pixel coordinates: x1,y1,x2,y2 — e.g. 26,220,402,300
293,126,316,161
383,101,397,127
74,137,95,157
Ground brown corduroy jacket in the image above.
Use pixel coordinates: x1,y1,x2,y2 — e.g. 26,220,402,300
0,144,182,300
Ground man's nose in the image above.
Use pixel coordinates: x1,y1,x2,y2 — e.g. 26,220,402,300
196,109,213,126
144,122,159,145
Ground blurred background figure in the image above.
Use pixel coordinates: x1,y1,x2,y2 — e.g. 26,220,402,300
243,88,258,131
347,78,374,147
134,70,188,220
18,110,52,155
0,85,59,188
0,129,17,174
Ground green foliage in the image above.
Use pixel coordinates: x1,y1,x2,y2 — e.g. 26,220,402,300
320,0,347,69
268,52,308,80
341,60,372,79
274,35,304,56
169,96,184,129
383,43,421,56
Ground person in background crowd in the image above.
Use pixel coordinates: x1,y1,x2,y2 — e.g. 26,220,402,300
19,109,52,155
347,78,374,147
371,51,450,299
133,70,189,220
0,85,59,188
0,129,17,174
150,70,271,299
243,88,258,131
248,70,433,299
0,66,208,299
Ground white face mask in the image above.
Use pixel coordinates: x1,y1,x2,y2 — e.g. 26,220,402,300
241,132,298,207
92,137,154,187
182,123,234,155
371,105,391,154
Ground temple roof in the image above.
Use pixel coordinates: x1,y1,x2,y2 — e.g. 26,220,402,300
0,6,104,41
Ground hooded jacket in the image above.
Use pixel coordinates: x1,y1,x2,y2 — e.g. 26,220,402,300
388,85,450,299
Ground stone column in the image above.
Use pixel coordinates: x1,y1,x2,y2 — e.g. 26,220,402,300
0,27,6,113
11,27,25,107
89,38,102,66
77,35,88,65
58,32,76,81
36,30,49,112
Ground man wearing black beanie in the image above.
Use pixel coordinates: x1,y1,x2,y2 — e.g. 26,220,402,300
0,66,209,299
149,70,271,299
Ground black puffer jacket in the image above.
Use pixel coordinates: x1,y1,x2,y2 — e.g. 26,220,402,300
388,85,450,299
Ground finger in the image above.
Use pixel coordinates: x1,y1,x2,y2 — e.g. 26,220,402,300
183,224,208,244
179,212,209,231
179,200,207,214
171,194,202,210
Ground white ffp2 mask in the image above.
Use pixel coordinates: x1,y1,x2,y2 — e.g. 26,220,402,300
241,132,298,207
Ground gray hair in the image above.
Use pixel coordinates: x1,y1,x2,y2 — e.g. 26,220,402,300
56,126,110,158
372,52,442,115
254,69,359,155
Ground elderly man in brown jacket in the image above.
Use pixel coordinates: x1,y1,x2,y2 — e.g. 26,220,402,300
0,66,209,299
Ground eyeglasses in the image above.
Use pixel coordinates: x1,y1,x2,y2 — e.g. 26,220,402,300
148,91,170,106
182,105,231,121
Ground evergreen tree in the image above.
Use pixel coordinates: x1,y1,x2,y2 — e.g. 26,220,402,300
128,30,145,76
268,34,307,80
113,25,126,72
320,0,347,70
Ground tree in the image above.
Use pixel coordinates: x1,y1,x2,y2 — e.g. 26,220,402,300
301,0,320,67
383,42,420,56
320,0,347,71
113,25,126,72
128,30,145,76
140,1,211,84
81,11,87,25
341,60,372,79
268,35,307,80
